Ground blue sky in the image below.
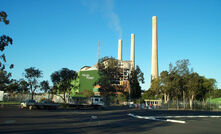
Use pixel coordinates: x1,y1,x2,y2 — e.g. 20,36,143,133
1,0,221,90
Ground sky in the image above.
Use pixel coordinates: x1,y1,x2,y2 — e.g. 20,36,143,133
1,0,221,90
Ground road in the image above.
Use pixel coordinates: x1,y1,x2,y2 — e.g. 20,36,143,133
0,106,221,134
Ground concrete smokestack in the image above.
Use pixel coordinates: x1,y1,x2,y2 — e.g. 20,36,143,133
118,39,122,60
151,16,158,80
131,33,135,70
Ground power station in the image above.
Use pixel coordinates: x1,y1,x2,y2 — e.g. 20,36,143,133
74,16,159,96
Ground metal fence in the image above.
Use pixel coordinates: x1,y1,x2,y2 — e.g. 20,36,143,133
159,101,221,111
127,100,221,111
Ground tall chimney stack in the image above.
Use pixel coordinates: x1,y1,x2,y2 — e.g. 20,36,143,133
118,39,122,60
131,33,135,70
151,16,158,80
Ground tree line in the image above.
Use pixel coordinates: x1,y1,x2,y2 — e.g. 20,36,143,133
0,67,78,103
143,59,219,109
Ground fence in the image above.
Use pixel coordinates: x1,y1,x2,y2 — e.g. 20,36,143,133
2,93,70,103
156,100,221,111
126,100,221,111
2,93,221,111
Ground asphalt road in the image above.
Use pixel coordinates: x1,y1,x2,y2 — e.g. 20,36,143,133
0,106,221,134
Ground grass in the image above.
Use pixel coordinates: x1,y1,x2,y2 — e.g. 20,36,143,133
210,97,221,104
0,102,20,105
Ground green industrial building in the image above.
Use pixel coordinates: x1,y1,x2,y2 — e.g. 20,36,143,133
70,66,100,97
79,69,99,92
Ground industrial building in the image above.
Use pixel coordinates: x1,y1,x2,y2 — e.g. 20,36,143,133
72,16,159,97
72,33,136,96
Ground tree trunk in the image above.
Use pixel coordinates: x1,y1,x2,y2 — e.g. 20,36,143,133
164,93,167,104
189,94,194,110
202,98,205,109
31,91,34,100
183,91,186,109
63,92,66,104
189,99,192,110
167,94,170,103
30,84,34,100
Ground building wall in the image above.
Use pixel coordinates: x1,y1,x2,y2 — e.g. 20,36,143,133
79,70,99,93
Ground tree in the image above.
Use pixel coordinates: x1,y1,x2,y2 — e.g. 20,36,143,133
24,67,42,99
18,79,29,93
51,68,77,104
154,59,217,110
159,71,170,103
186,72,200,109
201,78,216,101
40,80,50,93
0,11,13,70
0,70,11,91
70,75,80,96
129,65,144,101
174,59,192,108
160,59,192,109
96,57,126,105
96,57,121,97
6,79,19,94
149,78,160,98
7,79,29,94
211,89,221,98
142,89,157,100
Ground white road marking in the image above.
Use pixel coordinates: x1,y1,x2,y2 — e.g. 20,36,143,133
166,119,186,124
146,115,221,118
128,113,221,124
128,113,186,124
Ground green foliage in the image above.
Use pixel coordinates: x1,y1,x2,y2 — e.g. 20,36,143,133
0,70,11,91
211,89,221,98
142,89,158,100
0,11,13,70
118,93,128,102
151,59,217,109
108,94,129,105
24,67,43,99
210,97,221,104
70,75,80,96
0,11,9,24
24,67,42,78
5,79,29,94
149,79,160,97
96,57,121,97
129,65,144,101
6,80,19,94
51,68,77,104
18,79,29,93
40,80,50,93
